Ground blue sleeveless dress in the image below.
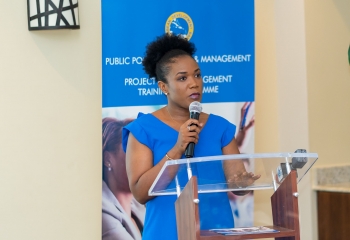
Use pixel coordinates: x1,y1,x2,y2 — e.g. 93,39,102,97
122,113,236,240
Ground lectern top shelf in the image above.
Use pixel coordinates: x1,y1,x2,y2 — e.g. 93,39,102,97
149,152,318,196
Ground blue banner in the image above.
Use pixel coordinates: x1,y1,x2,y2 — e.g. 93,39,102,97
101,0,256,231
102,0,255,107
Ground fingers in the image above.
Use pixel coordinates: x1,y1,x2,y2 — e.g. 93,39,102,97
242,172,260,180
241,102,249,111
181,119,202,138
252,174,261,180
176,119,203,152
186,124,201,134
228,171,260,188
241,102,251,115
245,116,255,130
183,132,199,144
185,119,203,129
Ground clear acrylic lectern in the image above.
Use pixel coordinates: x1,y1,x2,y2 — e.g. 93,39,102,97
149,152,318,240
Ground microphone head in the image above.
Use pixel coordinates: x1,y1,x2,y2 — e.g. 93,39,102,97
189,101,202,113
291,149,307,169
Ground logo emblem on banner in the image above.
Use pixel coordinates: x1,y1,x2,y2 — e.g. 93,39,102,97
165,12,194,40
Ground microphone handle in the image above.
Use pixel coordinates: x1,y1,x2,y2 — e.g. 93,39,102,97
189,111,200,120
184,111,200,158
185,142,195,158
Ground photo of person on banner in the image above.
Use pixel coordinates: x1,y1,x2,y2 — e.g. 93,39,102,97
122,33,260,240
102,118,145,240
236,102,255,151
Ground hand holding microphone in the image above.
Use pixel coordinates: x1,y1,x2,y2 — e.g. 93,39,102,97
173,101,203,157
185,101,202,158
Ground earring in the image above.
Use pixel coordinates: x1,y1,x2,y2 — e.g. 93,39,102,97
108,164,111,171
164,92,168,96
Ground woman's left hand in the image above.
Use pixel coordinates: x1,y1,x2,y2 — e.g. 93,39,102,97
227,171,261,188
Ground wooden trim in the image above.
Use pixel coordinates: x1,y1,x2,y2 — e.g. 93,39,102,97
271,170,300,240
175,176,200,240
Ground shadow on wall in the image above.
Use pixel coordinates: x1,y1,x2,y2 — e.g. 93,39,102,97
333,0,350,30
333,0,350,67
30,30,99,97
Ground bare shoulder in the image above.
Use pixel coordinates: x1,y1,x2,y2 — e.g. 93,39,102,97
152,107,167,120
152,108,164,115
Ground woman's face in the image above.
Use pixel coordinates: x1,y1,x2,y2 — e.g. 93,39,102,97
109,143,130,192
163,55,203,108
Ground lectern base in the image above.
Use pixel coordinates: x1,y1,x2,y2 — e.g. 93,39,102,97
175,172,300,240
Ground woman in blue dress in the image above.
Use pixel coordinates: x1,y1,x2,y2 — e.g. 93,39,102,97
122,33,259,240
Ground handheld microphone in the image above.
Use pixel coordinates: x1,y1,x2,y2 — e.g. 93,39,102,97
185,101,202,158
276,149,308,183
291,149,307,170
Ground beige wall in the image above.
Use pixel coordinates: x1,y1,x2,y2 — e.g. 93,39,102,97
305,1,350,238
305,0,350,166
0,2,102,240
255,0,350,239
254,0,279,232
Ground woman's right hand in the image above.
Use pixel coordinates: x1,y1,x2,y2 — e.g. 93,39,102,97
174,119,203,154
